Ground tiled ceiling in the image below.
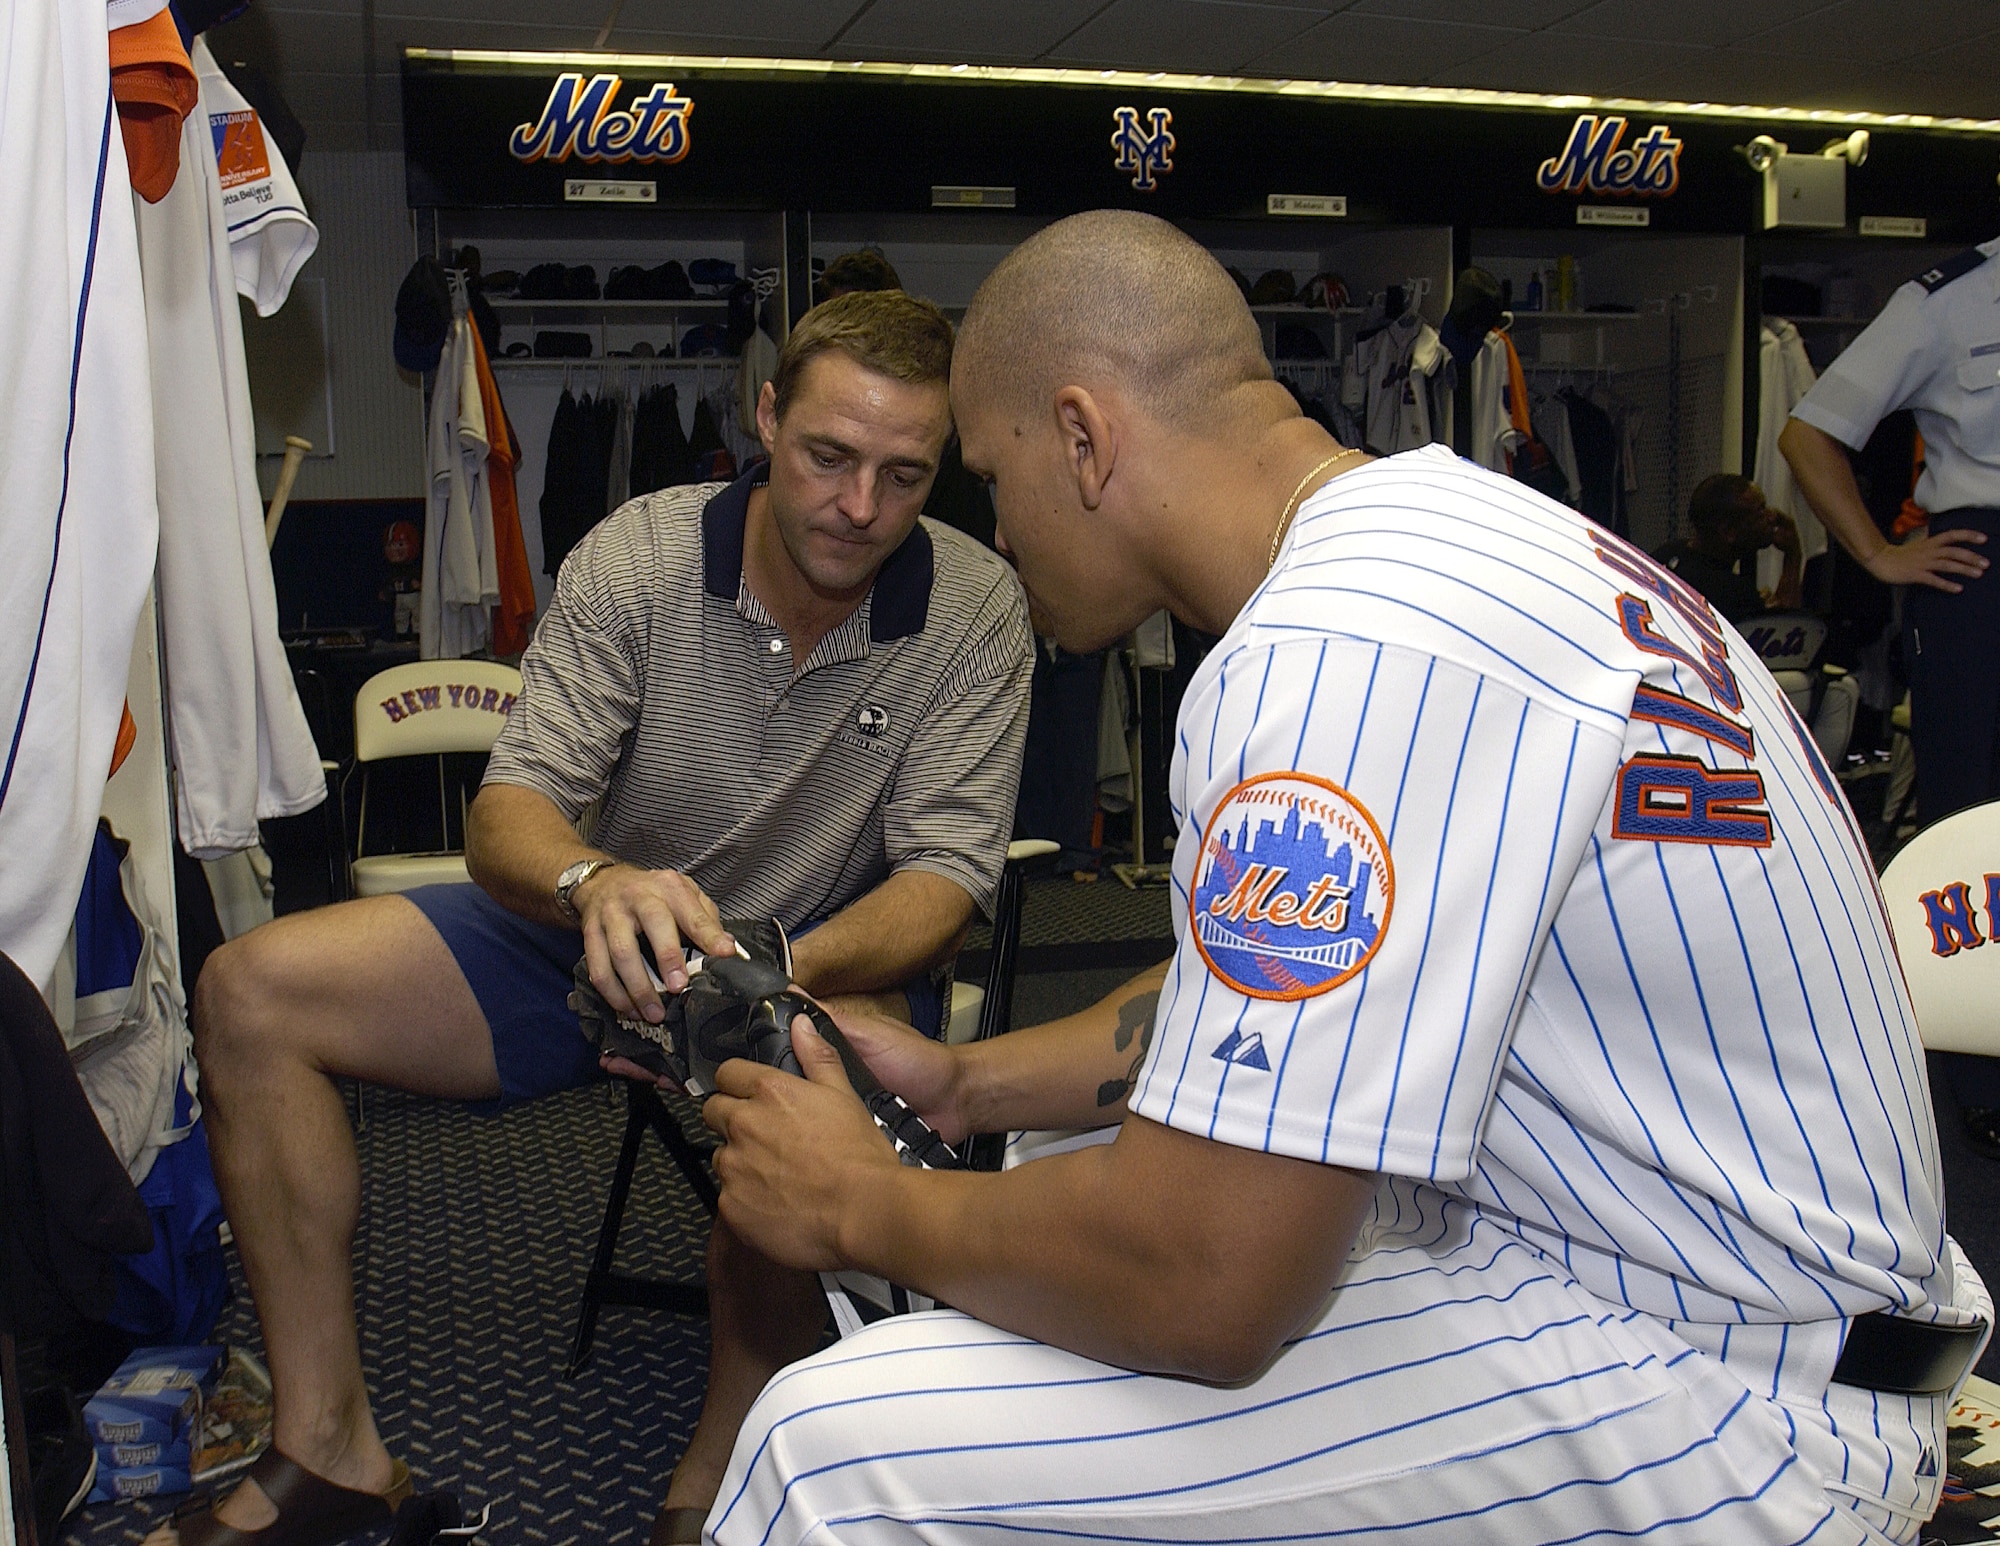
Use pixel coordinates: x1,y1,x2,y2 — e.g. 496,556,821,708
205,0,2000,153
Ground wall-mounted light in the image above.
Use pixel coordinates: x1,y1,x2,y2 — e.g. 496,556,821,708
1740,134,1785,172
1820,129,1870,166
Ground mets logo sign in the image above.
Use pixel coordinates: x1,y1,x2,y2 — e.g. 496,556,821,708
1192,772,1393,1002
1537,114,1682,198
1111,106,1175,192
509,73,693,165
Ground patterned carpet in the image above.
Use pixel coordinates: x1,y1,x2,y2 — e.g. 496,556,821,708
69,1081,717,1546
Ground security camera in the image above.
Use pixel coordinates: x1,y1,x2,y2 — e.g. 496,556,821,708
1820,130,1870,166
1741,135,1786,172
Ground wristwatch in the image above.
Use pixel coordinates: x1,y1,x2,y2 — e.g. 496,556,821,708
554,857,617,923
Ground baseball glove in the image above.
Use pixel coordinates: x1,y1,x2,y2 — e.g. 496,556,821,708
569,919,964,1169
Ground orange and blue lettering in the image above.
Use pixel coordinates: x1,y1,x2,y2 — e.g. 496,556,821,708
1611,753,1771,848
1920,882,1986,958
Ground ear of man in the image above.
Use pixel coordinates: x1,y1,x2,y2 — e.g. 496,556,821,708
1056,386,1118,512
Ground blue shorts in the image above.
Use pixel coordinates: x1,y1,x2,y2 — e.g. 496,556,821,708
403,883,943,1112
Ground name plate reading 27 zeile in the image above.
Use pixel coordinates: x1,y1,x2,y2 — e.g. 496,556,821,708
565,179,657,204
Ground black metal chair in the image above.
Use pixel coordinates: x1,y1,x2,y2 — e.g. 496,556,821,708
564,839,1055,1374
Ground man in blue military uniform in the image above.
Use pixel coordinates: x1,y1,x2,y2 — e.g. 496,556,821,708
1781,235,2000,1155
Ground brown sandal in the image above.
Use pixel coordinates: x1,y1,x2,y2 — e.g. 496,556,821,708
173,1449,413,1546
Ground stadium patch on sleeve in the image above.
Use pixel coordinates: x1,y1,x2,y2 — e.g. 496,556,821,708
1192,772,1393,1001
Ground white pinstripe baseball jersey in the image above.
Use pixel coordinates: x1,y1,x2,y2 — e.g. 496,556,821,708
0,0,159,993
709,446,1984,1546
1136,443,1959,1339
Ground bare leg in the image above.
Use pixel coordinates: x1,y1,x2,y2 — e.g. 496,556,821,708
655,1221,829,1536
650,992,914,1542
148,896,500,1542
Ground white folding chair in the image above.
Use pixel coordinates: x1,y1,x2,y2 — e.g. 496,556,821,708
1880,799,2000,1058
1737,609,1858,766
345,659,523,899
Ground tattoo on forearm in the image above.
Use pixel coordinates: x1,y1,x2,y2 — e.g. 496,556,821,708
1096,990,1160,1107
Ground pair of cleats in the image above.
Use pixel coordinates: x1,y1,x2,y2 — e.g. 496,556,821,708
569,919,964,1170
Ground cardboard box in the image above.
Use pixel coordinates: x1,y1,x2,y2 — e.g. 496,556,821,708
84,1346,224,1448
98,1437,192,1471
86,1465,194,1504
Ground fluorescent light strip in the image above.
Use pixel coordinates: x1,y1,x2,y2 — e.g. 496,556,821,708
407,48,2000,135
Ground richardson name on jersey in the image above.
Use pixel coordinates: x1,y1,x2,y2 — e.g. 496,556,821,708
1192,772,1393,1002
510,73,694,166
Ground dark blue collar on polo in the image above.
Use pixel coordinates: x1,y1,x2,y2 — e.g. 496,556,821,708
701,462,933,643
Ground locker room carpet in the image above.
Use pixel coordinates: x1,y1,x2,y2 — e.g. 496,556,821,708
62,878,2000,1546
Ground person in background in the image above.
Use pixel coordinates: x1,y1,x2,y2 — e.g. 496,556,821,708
1654,473,1803,623
1780,236,2000,1160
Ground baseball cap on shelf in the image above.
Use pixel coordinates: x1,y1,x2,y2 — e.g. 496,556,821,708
688,257,738,291
393,255,451,372
651,260,694,299
1248,269,1297,306
679,323,730,357
1299,272,1348,310
516,263,566,299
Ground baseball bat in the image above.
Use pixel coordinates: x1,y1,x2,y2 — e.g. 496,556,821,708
263,434,314,549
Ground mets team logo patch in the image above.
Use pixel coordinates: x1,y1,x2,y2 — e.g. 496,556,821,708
1192,772,1393,1002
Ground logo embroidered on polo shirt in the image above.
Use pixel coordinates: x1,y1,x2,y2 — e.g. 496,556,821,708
855,706,889,738
1191,772,1393,1002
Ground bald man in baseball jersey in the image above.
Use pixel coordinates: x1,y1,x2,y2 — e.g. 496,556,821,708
696,209,1990,1545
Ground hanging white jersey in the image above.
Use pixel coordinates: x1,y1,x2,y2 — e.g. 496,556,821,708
190,38,315,317
0,0,160,992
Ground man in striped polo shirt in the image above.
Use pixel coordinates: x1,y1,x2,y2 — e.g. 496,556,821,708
172,291,1032,1546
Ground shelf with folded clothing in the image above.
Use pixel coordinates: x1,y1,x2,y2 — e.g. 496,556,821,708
488,356,742,370
483,298,734,312
1504,310,1652,322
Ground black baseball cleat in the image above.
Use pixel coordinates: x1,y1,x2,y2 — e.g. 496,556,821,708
570,920,965,1169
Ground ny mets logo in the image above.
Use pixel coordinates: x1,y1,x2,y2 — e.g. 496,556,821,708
510,73,693,166
1537,114,1681,198
1192,772,1392,1003
1110,106,1175,192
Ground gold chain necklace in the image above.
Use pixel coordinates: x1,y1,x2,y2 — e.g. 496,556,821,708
1268,447,1366,570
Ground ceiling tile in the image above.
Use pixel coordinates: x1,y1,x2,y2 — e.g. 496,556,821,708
1344,0,1588,27
1240,11,1523,81
605,0,861,48
1741,0,2000,63
370,14,599,68
834,0,1082,58
1046,0,1333,74
1620,49,1877,110
1900,26,2000,77
376,0,604,29
1427,32,1693,95
1549,0,1830,47
1797,61,2000,119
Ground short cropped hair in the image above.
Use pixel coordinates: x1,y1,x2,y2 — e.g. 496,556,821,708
1688,473,1759,534
816,249,903,301
770,289,953,421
